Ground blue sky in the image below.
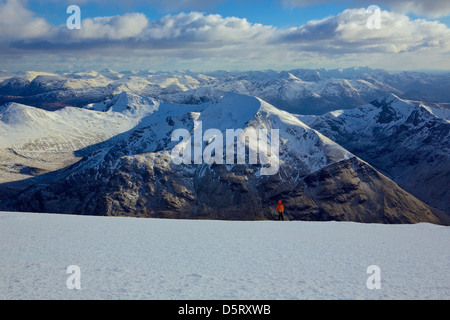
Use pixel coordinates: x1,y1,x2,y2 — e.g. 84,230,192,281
1,0,450,72
27,0,354,28
26,0,450,28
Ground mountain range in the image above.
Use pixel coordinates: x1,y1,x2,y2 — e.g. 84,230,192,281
1,67,450,115
0,85,448,224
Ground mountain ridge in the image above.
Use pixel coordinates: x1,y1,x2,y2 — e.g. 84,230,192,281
1,67,449,115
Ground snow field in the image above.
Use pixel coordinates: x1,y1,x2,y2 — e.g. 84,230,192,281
0,211,449,300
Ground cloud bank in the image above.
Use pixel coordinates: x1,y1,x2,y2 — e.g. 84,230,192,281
1,0,449,71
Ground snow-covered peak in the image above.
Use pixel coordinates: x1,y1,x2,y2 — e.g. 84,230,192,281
79,92,355,178
373,93,410,109
18,71,60,82
198,92,313,133
0,100,145,156
299,93,450,144
372,93,449,121
198,93,263,130
84,91,159,116
0,102,52,126
367,93,443,126
164,92,354,175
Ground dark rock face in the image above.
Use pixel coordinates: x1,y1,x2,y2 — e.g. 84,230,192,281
288,158,439,224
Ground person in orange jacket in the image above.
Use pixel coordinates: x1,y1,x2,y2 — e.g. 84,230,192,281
276,200,285,221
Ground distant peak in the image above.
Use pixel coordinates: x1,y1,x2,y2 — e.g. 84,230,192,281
217,92,260,104
114,91,130,98
371,93,415,123
374,93,404,105
100,68,116,73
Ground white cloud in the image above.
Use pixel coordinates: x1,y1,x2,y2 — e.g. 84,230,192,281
144,12,274,44
278,9,450,54
76,13,149,40
0,0,51,39
283,0,450,18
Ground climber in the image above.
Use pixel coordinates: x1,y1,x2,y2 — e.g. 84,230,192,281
276,200,285,221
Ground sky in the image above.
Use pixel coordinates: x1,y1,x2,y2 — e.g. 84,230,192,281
1,0,450,72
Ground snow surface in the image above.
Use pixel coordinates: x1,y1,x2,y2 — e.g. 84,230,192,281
1,211,448,300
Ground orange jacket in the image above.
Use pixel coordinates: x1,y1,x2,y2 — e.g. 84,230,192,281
276,203,284,213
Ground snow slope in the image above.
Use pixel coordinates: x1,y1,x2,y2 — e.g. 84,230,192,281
0,100,144,183
0,211,448,300
0,102,139,150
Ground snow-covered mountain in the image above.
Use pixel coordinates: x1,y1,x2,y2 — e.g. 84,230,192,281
0,98,146,183
0,92,442,224
299,94,450,215
84,91,159,116
1,67,449,115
